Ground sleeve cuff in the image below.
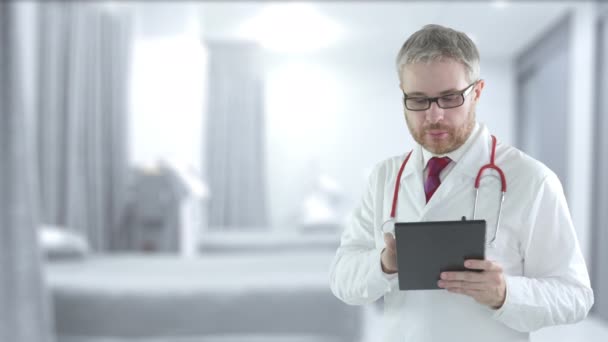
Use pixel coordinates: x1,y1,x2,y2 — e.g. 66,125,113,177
491,275,530,321
368,248,399,293
491,275,549,332
491,275,512,319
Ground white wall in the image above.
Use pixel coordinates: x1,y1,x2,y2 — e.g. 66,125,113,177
264,44,407,228
477,59,515,146
128,4,207,174
264,43,516,229
567,2,598,266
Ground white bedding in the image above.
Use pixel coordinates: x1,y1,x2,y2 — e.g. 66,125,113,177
198,231,340,254
46,252,362,342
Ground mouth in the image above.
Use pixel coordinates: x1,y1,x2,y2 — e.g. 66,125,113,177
426,130,449,139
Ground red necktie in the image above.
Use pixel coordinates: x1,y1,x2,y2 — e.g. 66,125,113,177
424,157,451,203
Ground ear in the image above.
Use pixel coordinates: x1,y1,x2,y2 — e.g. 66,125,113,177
473,79,485,102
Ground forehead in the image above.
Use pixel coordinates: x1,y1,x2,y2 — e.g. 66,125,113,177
399,60,469,96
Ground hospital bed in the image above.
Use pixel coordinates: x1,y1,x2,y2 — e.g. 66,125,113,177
45,250,363,342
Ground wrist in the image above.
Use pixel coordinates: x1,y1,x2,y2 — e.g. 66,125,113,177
492,286,507,309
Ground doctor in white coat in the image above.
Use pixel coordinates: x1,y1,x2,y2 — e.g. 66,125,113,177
329,24,594,342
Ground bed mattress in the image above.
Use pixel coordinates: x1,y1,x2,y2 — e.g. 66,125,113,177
45,252,362,342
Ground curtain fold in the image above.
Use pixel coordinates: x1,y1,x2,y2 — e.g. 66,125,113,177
205,41,268,229
36,3,133,251
0,2,55,342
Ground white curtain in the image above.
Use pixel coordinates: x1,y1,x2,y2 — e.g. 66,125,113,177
0,2,55,342
36,3,133,251
205,41,269,229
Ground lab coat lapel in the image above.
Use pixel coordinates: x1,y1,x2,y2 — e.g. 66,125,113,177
396,145,426,221
420,124,492,219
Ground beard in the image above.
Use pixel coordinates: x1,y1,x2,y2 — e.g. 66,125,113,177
405,106,476,155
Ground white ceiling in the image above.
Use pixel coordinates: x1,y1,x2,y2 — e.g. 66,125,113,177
198,1,578,60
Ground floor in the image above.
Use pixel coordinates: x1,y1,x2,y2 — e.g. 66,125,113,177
56,312,608,342
531,315,608,342
361,305,608,342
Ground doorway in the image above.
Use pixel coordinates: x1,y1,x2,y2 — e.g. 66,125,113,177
591,5,608,322
516,15,571,195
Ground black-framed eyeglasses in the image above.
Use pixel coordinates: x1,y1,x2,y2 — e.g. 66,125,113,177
402,81,478,111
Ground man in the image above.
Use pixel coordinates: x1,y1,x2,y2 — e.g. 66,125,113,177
329,24,593,342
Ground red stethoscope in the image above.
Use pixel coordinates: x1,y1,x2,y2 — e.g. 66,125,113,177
380,135,507,247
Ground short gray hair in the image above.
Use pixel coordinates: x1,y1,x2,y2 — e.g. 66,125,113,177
396,24,480,83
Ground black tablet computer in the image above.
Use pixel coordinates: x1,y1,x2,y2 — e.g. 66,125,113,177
394,219,486,290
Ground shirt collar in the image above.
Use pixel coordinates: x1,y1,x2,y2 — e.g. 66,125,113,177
421,122,480,169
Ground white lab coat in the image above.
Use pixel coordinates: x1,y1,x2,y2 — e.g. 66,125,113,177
329,123,594,342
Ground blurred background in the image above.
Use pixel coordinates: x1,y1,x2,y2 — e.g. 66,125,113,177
1,1,608,342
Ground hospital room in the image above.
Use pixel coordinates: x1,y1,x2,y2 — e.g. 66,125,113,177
2,1,608,342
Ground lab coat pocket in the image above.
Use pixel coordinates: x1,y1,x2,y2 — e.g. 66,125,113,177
486,222,524,275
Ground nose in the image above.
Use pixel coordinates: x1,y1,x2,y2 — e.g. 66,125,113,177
426,101,445,124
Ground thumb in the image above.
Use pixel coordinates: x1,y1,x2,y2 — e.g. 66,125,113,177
384,233,397,252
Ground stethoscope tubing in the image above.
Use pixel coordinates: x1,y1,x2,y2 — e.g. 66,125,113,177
382,135,506,247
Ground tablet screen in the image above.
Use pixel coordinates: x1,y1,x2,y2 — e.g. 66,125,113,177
394,220,486,290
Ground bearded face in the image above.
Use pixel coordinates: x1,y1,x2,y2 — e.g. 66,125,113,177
399,60,483,154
